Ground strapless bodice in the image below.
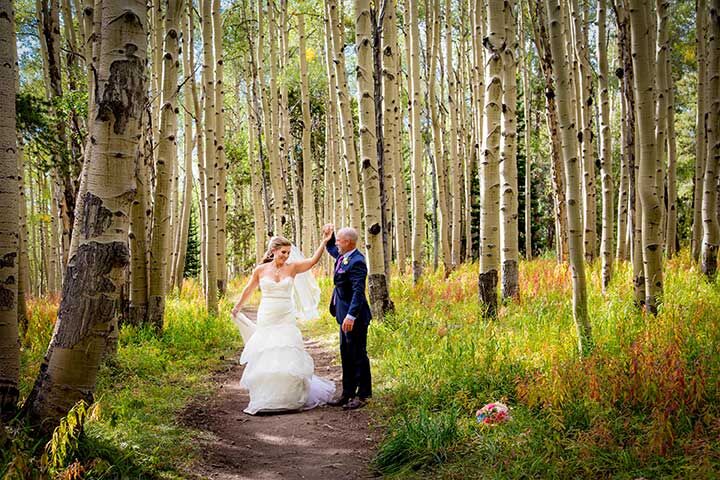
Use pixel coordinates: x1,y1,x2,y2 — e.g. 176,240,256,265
259,276,294,299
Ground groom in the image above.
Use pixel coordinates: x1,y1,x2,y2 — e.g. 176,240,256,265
323,224,372,410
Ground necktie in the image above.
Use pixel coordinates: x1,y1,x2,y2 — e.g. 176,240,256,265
335,255,344,272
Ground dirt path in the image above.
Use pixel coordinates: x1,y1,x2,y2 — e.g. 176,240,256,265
181,312,378,480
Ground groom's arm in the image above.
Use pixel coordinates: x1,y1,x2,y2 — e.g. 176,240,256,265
326,233,340,259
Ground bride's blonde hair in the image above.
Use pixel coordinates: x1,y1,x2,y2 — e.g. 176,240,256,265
261,236,292,264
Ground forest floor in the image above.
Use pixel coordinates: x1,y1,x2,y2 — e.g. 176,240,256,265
180,310,379,480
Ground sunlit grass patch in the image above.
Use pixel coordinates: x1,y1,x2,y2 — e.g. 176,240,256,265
369,257,720,478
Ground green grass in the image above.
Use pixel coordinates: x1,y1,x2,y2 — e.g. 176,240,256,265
5,254,720,479
368,253,720,479
5,279,243,479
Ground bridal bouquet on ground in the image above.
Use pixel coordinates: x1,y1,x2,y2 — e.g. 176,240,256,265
475,402,511,425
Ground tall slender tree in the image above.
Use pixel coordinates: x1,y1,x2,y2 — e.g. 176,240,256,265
298,14,316,253
356,0,392,317
629,0,663,312
214,0,227,295
478,0,504,316
0,0,19,417
25,0,147,429
327,0,363,230
500,3,519,300
702,0,720,277
599,0,613,291
545,0,591,354
408,0,425,282
202,0,218,313
693,0,708,262
148,0,183,328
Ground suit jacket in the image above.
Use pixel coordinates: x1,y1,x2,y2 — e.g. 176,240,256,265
326,235,372,325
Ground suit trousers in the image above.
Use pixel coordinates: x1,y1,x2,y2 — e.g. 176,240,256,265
339,320,372,399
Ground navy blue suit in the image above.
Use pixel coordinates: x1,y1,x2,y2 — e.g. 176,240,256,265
326,234,372,399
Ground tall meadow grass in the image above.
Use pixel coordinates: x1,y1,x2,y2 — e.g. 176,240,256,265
370,253,720,478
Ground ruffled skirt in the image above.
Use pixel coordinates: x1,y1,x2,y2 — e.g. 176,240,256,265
238,298,335,414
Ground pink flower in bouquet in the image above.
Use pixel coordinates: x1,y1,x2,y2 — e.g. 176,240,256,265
476,402,511,425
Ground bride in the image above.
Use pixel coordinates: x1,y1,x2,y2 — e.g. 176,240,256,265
231,233,335,414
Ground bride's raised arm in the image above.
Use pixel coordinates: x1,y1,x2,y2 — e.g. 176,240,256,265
291,229,333,275
232,266,262,316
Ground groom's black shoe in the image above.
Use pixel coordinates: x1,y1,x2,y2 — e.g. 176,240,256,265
327,395,351,407
342,397,368,410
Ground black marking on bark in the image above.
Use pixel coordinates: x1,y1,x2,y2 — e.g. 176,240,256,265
0,252,16,268
81,192,114,239
54,241,129,348
97,40,146,135
0,284,16,309
369,223,381,235
362,158,372,169
478,269,498,318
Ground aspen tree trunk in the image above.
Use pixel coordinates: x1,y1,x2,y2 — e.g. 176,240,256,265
655,0,670,257
615,1,644,305
381,0,408,273
39,0,77,271
17,145,29,336
327,0,363,230
323,2,344,228
279,1,298,241
257,0,280,234
202,0,218,313
599,0,613,291
188,5,207,288
128,134,150,326
478,0,504,316
471,1,486,261
456,0,476,262
25,0,146,429
666,51,678,257
500,4,519,300
298,14,316,253
148,0,182,328
521,1,532,260
428,0,451,274
408,0,425,282
356,0,392,316
0,0,19,416
173,4,195,290
629,0,663,312
267,0,288,234
617,88,630,262
373,7,391,280
446,0,462,268
381,0,403,270
580,1,597,263
531,1,568,263
545,0,592,354
213,0,227,295
694,0,708,262
702,0,720,278
247,85,265,263
322,9,344,230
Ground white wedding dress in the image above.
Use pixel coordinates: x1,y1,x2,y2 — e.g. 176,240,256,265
235,276,335,414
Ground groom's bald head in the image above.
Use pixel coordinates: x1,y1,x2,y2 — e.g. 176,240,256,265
336,227,358,253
